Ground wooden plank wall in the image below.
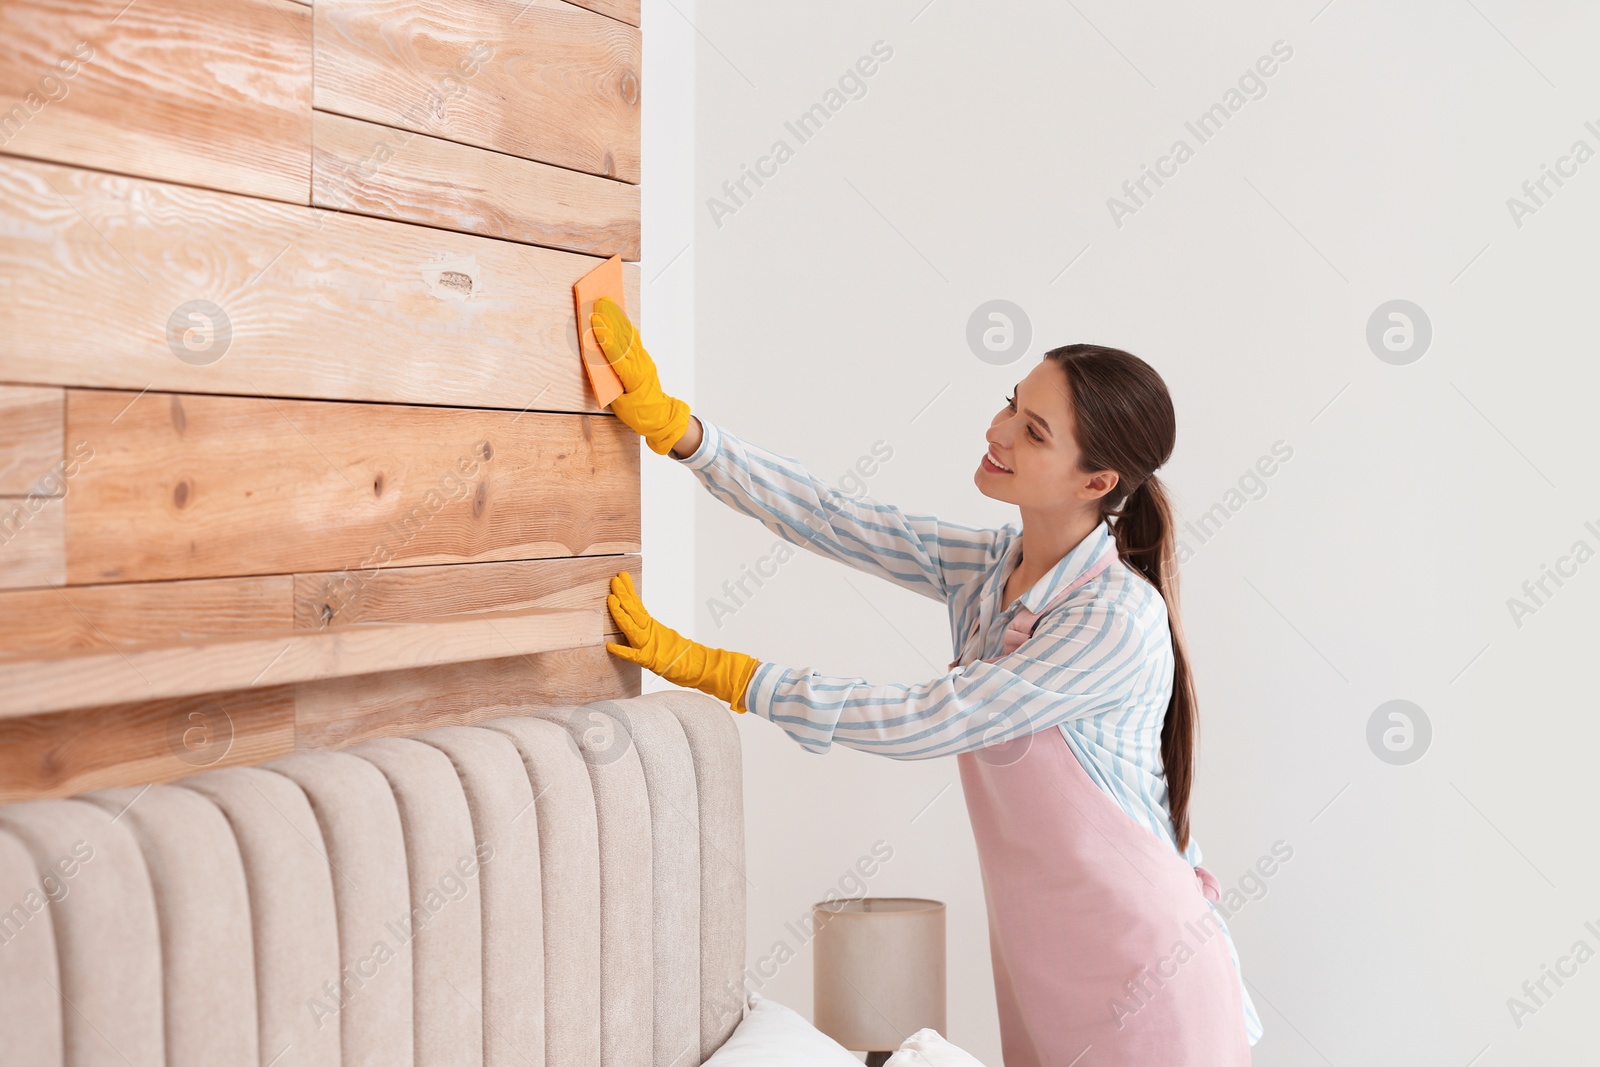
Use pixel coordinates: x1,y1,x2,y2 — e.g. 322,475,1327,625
0,0,645,800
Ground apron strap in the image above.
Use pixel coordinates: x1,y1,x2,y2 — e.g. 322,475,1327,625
950,543,1120,669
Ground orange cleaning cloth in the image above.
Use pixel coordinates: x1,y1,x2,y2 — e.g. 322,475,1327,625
573,254,626,409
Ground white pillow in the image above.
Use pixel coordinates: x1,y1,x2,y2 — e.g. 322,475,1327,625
700,990,864,1066
884,1027,991,1067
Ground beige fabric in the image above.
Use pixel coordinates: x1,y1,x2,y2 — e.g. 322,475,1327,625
84,785,259,1067
603,698,703,1067
481,715,604,1067
418,725,547,1067
0,828,63,1066
0,798,163,1066
268,750,417,1067
0,692,746,1067
655,694,749,1060
523,701,656,1067
179,765,343,1067
353,738,486,1067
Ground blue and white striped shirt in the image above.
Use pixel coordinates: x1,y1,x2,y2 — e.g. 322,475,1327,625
673,416,1261,1045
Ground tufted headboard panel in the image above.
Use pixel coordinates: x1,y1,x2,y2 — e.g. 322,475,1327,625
0,690,746,1067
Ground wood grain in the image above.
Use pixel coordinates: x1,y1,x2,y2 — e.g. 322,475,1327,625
0,644,640,801
0,607,599,719
0,0,311,202
0,0,657,797
294,643,639,751
0,687,296,802
0,496,63,589
0,576,292,658
312,110,640,259
65,390,640,583
0,556,637,656
0,387,61,494
566,0,641,28
313,0,640,182
0,156,642,409
294,554,639,631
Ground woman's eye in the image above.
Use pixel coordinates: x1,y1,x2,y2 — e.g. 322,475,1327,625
1006,394,1041,441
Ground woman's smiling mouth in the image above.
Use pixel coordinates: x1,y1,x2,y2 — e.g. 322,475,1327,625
981,448,1013,474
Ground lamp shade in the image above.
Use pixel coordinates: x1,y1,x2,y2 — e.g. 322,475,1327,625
812,897,946,1052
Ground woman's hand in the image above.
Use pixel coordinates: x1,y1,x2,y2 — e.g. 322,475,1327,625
605,571,760,712
590,296,692,456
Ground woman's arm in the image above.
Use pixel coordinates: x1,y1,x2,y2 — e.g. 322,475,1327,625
669,415,996,606
742,599,1162,760
669,414,705,459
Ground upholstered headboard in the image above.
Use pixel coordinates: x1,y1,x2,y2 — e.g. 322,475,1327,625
0,690,747,1067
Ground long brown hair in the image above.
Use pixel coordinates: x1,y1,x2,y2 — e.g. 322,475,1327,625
1043,344,1197,852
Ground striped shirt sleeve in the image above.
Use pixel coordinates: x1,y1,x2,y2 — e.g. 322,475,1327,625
744,597,1153,760
673,416,995,605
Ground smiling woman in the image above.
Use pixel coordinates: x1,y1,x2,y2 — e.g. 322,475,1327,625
974,361,1118,604
592,293,1262,1061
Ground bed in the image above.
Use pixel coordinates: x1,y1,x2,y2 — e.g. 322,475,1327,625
0,690,747,1067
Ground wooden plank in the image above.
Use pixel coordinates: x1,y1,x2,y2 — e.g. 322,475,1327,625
295,555,639,631
0,607,599,719
294,643,639,751
312,110,640,259
0,559,633,654
0,386,61,494
0,496,63,588
314,0,640,182
0,0,311,202
0,156,642,409
65,390,640,583
0,576,292,659
0,644,637,801
0,687,296,802
565,0,641,28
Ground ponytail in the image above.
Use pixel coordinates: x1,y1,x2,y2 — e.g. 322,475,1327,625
1045,344,1197,853
1109,474,1196,852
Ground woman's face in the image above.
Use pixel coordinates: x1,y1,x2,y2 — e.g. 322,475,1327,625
974,360,1119,512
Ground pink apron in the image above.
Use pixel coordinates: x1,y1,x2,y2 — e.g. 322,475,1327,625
952,547,1251,1066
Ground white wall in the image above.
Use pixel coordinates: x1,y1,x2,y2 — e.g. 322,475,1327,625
669,2,1600,1064
638,0,698,662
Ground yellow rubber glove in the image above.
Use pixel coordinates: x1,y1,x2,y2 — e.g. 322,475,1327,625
591,296,692,456
605,572,760,713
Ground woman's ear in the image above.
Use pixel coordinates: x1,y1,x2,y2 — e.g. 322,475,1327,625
1079,468,1120,502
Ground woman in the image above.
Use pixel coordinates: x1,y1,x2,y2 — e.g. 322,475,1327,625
590,296,1261,1065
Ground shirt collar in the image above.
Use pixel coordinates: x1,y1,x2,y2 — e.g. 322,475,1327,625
997,518,1117,615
